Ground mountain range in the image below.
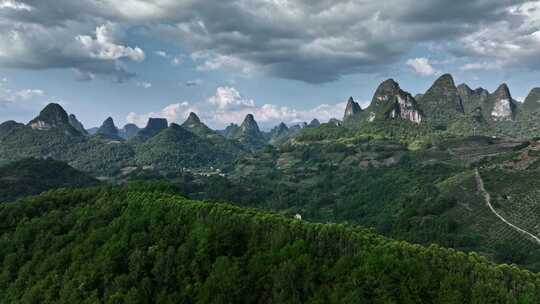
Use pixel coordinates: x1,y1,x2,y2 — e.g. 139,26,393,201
1,73,540,178
344,74,539,129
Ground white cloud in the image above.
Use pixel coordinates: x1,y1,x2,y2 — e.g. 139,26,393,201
171,55,183,65
155,50,168,57
76,24,145,62
126,101,197,127
0,0,32,11
458,2,540,71
406,58,440,76
126,86,347,129
0,83,47,122
155,50,184,66
0,87,45,104
0,21,144,82
185,79,202,86
192,51,257,75
460,62,502,71
73,69,96,81
208,86,254,110
14,89,44,100
136,81,152,89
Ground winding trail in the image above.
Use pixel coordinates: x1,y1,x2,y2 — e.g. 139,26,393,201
474,168,540,245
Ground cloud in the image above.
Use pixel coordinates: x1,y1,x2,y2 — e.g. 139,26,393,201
0,86,45,104
0,0,534,83
155,50,184,66
0,0,32,11
75,24,144,62
126,102,197,127
73,68,95,81
0,20,144,81
149,0,518,83
460,62,502,71
136,81,152,89
456,2,540,71
13,89,44,100
191,52,255,75
126,86,347,129
155,50,168,57
208,86,254,110
0,80,48,122
406,58,440,76
185,79,202,87
171,55,183,66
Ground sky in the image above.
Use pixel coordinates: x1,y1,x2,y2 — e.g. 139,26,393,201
1,0,540,130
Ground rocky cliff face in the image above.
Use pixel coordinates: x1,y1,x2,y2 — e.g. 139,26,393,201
134,118,168,141
366,79,422,124
181,112,217,138
182,112,202,128
96,117,120,139
234,114,267,149
417,74,463,125
268,122,290,144
487,84,516,121
522,88,540,113
28,103,81,135
68,114,88,135
343,97,362,121
457,84,489,114
240,114,261,135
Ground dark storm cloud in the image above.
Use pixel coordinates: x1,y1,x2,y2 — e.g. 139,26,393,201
0,0,537,83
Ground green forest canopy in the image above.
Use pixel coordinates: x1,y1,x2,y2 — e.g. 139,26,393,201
1,185,539,303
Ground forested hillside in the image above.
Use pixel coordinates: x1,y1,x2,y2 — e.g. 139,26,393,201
1,186,540,303
0,158,98,203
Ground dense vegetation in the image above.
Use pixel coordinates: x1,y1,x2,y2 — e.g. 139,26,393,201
1,186,540,303
133,124,242,172
0,123,243,176
132,135,540,270
0,158,98,203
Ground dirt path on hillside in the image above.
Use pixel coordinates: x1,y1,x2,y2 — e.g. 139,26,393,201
474,168,540,245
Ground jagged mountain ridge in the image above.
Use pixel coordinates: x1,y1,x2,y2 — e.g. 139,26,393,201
28,103,81,136
346,79,423,125
226,114,267,150
96,117,121,139
522,88,540,114
343,97,362,121
131,118,168,142
343,73,539,134
416,74,463,125
0,104,249,175
68,114,88,135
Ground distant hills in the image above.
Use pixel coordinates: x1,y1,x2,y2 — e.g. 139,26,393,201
1,73,540,178
0,158,98,202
